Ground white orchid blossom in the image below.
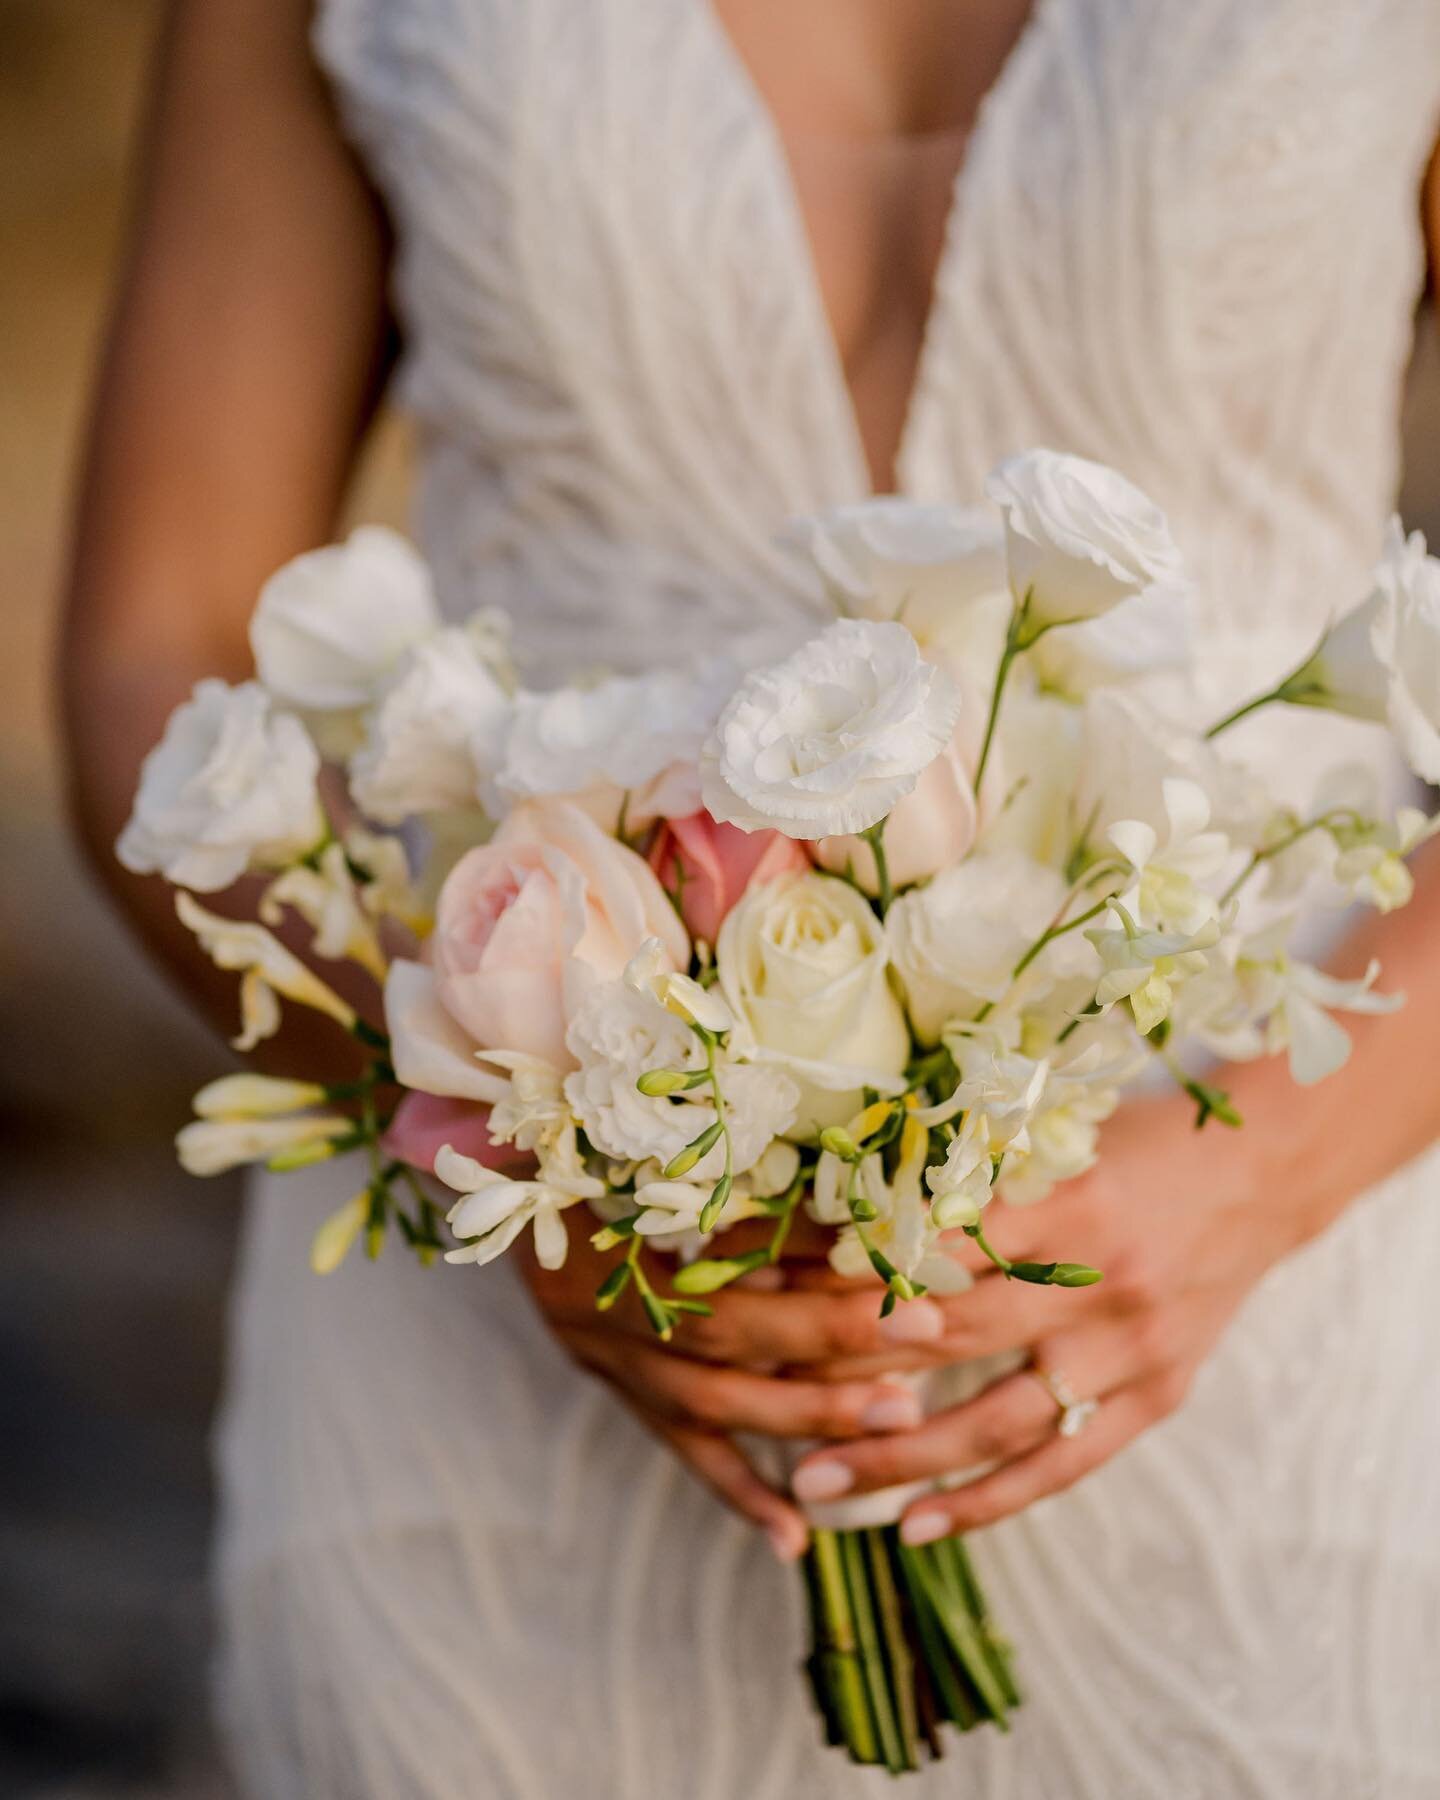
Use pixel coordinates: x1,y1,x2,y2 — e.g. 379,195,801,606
1087,904,1223,1038
1107,778,1230,934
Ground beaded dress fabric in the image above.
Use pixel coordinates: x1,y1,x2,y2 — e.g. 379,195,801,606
215,3,1440,1794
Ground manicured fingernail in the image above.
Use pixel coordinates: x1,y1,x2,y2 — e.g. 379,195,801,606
878,1297,944,1343
793,1460,855,1503
861,1389,924,1431
767,1521,807,1564
900,1511,950,1547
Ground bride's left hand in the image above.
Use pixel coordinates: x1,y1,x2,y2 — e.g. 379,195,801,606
791,1091,1313,1543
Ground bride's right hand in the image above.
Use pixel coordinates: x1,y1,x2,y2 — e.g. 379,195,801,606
517,1216,959,1562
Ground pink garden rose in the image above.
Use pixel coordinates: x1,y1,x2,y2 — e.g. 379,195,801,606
647,811,810,944
382,1091,534,1178
384,799,689,1089
814,727,979,894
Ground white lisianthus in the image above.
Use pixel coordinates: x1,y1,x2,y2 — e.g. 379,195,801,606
1107,779,1230,935
986,449,1190,629
175,891,357,1049
787,499,1004,624
700,619,962,839
117,679,324,892
886,849,1068,1043
260,840,388,981
349,629,511,824
716,872,910,1134
251,526,439,713
176,1112,353,1176
497,662,730,831
1028,584,1192,696
437,1144,595,1273
563,977,797,1177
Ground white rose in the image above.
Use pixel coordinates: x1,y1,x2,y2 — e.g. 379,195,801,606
701,619,961,839
563,978,797,1176
887,849,1067,1043
349,629,511,824
250,526,439,712
985,449,1189,628
716,871,910,1134
787,499,1004,624
117,679,323,891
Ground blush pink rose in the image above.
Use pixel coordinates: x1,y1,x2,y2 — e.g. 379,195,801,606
381,1092,535,1178
648,811,810,945
814,728,978,894
387,799,690,1083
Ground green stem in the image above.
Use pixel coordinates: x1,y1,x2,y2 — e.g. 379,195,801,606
810,1531,880,1764
963,1220,1012,1276
1203,685,1286,740
973,590,1036,792
859,819,893,916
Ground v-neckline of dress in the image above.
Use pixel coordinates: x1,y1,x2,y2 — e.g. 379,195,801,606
696,0,1054,499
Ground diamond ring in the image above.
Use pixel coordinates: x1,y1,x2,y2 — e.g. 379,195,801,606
1030,1366,1098,1439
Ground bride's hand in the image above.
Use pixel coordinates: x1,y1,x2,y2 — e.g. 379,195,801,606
790,1093,1307,1543
518,1213,982,1562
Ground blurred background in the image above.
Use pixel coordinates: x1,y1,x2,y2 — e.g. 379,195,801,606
3,4,1440,1797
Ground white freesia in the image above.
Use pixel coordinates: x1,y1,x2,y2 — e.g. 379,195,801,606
924,1111,998,1230
260,840,387,981
624,938,736,1034
191,1074,328,1118
117,679,323,892
251,526,439,713
787,499,1004,624
343,826,432,935
986,449,1190,629
563,976,797,1176
943,1035,1051,1157
700,619,962,839
349,629,511,824
176,1113,353,1176
175,891,357,1050
716,872,909,1134
438,1143,601,1273
887,850,1068,1043
1107,778,1230,934
1087,905,1223,1038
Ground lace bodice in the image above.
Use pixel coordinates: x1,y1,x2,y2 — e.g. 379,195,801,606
317,0,1440,700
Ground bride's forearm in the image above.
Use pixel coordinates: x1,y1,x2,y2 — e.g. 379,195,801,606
1227,838,1440,1246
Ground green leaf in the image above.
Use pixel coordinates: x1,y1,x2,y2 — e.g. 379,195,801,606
665,1297,716,1317
1006,1259,1059,1285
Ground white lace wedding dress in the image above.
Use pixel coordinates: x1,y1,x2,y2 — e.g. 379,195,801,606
214,3,1440,1794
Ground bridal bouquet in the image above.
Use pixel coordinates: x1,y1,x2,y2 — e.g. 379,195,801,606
119,450,1440,1772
